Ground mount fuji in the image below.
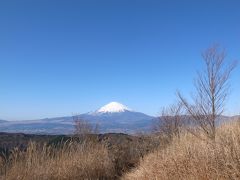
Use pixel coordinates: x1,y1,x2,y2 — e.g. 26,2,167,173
94,102,131,113
0,102,155,134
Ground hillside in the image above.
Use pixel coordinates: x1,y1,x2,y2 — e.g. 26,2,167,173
123,121,240,180
0,102,155,134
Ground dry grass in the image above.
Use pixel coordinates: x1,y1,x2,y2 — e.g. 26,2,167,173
2,121,240,179
0,133,162,180
0,156,4,175
123,122,240,180
108,134,161,176
1,140,114,180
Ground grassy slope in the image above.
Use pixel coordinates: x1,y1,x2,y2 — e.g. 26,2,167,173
123,122,240,180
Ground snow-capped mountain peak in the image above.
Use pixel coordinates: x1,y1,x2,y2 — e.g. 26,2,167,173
97,102,131,113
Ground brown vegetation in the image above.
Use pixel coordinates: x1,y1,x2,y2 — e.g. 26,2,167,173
0,133,162,180
153,102,185,141
1,141,114,180
123,121,240,180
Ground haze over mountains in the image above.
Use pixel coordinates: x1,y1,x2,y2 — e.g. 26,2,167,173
0,102,238,135
0,102,155,134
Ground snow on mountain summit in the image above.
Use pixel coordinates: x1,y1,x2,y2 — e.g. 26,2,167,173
97,102,131,113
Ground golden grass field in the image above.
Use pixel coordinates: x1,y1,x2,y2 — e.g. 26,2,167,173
123,121,240,180
1,121,240,180
1,141,114,180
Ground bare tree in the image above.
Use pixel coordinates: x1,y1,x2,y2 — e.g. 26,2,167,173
73,115,99,138
178,45,237,140
153,102,185,140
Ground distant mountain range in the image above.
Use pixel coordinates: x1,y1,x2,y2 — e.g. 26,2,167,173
0,102,155,134
0,102,239,135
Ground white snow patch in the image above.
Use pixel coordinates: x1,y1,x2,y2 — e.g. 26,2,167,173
96,102,131,113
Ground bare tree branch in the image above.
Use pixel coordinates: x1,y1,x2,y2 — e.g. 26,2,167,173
153,102,185,141
178,45,237,141
73,115,99,140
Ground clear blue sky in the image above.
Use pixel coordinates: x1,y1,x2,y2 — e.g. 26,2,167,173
0,0,240,120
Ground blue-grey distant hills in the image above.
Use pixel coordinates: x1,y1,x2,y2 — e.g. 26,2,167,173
0,102,155,134
0,120,7,123
0,102,238,135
